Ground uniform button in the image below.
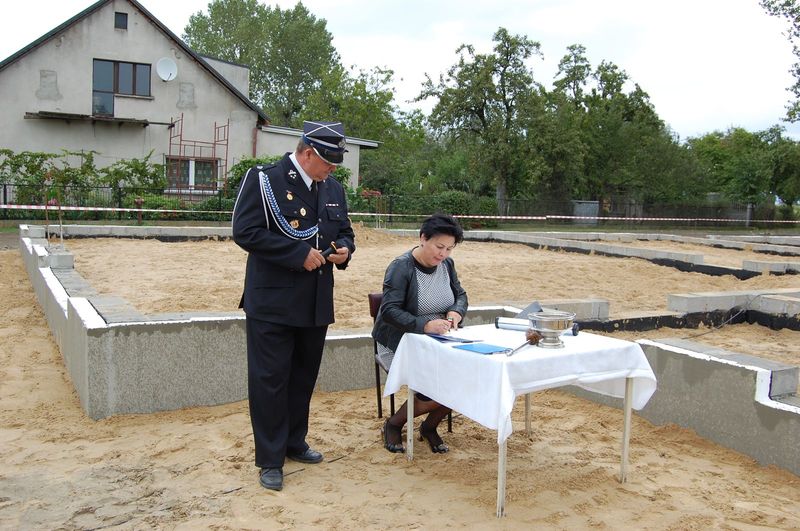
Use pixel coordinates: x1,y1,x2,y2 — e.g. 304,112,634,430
319,270,323,275
318,218,322,222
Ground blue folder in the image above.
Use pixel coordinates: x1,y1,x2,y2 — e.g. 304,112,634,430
452,343,508,355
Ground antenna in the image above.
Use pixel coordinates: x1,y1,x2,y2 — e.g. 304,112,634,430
156,57,178,82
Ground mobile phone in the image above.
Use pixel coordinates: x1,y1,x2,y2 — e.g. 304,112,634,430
321,241,337,258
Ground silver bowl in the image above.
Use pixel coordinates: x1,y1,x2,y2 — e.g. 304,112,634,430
528,310,576,348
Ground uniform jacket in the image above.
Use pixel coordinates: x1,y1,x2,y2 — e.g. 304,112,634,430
372,249,468,351
232,153,355,327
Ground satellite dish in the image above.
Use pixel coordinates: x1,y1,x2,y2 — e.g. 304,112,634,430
156,57,177,81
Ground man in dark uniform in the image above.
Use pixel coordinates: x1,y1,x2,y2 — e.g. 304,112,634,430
232,120,355,491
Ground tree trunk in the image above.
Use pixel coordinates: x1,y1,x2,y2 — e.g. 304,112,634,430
496,178,508,216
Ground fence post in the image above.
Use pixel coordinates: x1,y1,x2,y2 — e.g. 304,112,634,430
1,183,6,220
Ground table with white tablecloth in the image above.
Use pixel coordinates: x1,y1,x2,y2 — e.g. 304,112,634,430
383,323,657,516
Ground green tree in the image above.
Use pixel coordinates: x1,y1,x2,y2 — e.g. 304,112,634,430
304,66,397,140
763,126,800,207
761,0,800,121
530,44,594,202
688,128,773,204
521,90,587,205
580,60,672,205
553,44,592,106
419,28,543,212
358,110,428,195
183,0,339,126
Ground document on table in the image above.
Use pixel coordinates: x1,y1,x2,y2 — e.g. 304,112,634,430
426,333,479,343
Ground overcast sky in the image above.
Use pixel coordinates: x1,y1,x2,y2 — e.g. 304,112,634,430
1,0,798,140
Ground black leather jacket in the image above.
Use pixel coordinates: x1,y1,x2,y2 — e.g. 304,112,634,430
371,249,468,351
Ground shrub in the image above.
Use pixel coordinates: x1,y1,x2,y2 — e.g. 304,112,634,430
225,156,282,199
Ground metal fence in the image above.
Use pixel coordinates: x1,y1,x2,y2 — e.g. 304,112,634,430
0,182,230,221
0,182,791,230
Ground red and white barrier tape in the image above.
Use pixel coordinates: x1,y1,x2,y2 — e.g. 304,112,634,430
1,204,798,224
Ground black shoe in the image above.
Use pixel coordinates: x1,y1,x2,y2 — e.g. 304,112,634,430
287,447,324,464
259,467,283,491
419,423,449,454
382,419,405,453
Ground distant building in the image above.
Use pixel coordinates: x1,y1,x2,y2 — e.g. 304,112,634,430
0,0,377,194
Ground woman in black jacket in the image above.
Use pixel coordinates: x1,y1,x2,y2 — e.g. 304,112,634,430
372,214,468,454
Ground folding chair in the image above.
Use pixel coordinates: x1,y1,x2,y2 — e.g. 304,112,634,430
369,292,452,432
369,292,395,418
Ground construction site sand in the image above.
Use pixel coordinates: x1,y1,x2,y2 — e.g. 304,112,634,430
1,227,799,528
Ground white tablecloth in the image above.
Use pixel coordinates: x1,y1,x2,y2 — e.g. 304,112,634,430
384,324,657,443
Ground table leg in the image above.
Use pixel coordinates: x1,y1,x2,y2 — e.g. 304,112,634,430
496,439,507,517
620,377,633,483
525,393,532,436
407,386,414,461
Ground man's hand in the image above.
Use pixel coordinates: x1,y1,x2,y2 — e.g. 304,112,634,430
326,246,349,265
303,248,326,271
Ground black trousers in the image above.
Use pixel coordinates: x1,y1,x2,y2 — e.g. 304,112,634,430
246,318,327,468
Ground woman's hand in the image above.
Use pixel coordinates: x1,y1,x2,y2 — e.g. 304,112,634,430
424,318,454,335
446,311,462,329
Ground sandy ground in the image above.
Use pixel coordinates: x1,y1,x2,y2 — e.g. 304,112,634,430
2,226,800,529
64,224,800,331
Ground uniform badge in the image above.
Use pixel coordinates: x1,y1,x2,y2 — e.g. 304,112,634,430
300,207,307,216
288,169,297,180
290,219,300,229
286,192,293,201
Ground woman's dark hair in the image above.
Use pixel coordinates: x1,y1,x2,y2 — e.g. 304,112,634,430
419,213,464,244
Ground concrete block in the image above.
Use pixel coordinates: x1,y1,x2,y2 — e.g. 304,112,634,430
742,260,787,274
33,244,50,268
668,289,800,314
88,296,147,323
47,249,74,269
754,295,800,316
668,293,711,313
52,269,98,297
655,338,798,397
21,225,46,238
635,340,800,476
540,298,609,320
466,305,520,325
84,318,248,419
317,335,374,392
66,225,110,237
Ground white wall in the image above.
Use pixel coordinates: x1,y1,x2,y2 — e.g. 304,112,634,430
0,0,258,175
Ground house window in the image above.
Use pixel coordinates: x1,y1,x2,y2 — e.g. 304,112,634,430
92,59,151,115
166,158,218,190
114,12,128,29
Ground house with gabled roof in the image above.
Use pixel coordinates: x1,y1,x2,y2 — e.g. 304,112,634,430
0,0,376,194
